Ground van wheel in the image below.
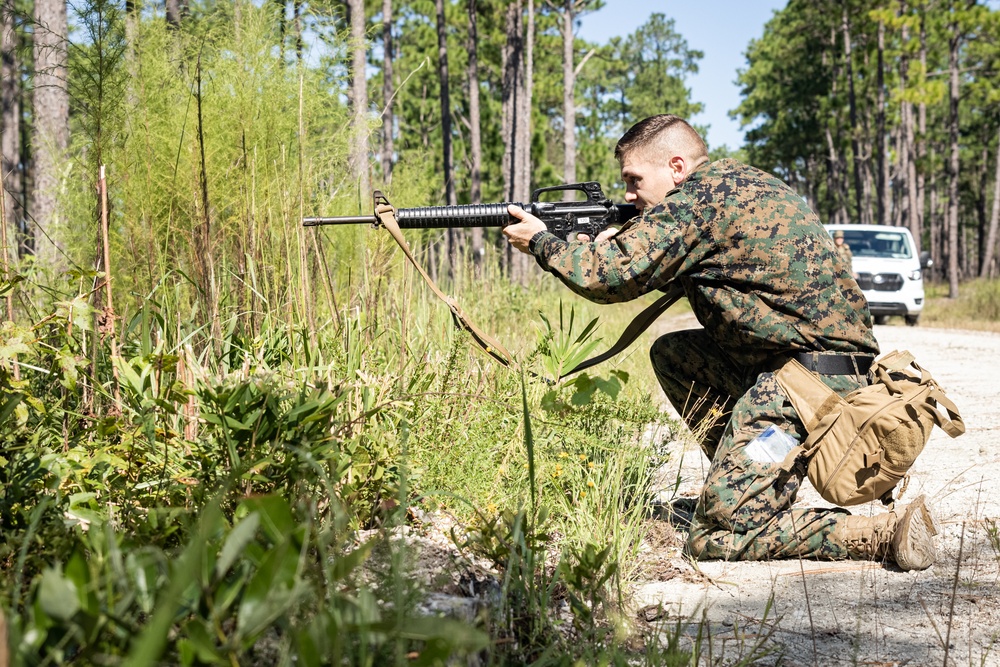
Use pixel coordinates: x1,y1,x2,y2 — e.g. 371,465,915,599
905,315,920,327
874,315,890,325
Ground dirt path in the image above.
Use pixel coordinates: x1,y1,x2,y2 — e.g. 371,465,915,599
634,323,1000,666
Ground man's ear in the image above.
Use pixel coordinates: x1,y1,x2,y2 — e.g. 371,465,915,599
669,155,687,182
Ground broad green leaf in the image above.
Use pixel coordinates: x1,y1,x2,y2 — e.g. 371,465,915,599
0,392,24,424
54,295,95,333
216,512,260,579
329,538,375,581
237,539,302,638
241,495,295,543
38,566,80,622
179,620,224,664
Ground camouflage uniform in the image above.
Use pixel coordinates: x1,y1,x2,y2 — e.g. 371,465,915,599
528,159,880,561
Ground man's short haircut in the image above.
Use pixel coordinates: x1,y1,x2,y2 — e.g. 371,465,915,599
615,114,708,165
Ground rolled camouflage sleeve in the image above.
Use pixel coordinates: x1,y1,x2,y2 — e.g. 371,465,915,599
529,207,696,304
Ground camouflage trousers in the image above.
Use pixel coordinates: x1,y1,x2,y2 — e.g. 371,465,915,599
650,329,866,561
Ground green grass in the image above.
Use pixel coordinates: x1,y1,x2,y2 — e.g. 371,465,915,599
2,246,702,664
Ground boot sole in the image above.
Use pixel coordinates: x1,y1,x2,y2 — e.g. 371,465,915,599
893,495,938,571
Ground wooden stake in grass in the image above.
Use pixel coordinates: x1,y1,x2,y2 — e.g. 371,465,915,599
0,605,8,667
0,141,19,382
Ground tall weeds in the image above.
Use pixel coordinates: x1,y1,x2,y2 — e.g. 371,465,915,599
0,3,695,664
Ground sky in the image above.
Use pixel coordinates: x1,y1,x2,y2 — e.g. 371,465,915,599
576,0,788,151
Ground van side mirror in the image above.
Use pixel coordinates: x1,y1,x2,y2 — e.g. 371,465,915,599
920,250,933,270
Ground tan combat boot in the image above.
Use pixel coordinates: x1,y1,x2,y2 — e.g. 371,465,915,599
832,495,939,571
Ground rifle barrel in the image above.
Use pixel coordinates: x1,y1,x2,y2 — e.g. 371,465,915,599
303,215,375,226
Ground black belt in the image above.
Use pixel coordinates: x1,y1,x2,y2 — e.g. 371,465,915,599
791,351,875,375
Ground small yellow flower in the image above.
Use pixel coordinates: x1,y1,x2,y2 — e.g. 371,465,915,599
579,454,588,462
486,502,498,514
580,491,587,499
588,461,595,469
559,451,569,458
587,479,595,488
555,464,563,474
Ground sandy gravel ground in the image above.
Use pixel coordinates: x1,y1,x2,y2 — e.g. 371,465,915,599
634,322,1000,666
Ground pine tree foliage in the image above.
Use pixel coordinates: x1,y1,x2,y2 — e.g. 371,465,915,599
734,0,1000,281
2,0,998,310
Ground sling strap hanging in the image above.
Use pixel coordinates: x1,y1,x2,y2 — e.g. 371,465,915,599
556,284,683,381
374,194,516,368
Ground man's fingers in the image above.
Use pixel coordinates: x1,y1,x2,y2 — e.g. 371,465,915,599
595,227,619,243
507,204,528,221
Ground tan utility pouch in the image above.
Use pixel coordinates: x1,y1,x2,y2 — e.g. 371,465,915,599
775,350,964,506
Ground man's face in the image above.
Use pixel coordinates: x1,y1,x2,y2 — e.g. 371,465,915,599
620,149,678,211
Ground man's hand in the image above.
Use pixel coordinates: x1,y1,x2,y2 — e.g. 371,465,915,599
503,205,621,252
503,205,547,254
578,227,619,243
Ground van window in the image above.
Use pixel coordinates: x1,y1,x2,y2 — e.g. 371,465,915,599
841,230,913,260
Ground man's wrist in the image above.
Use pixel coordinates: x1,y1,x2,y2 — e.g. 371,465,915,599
527,230,550,254
528,231,569,272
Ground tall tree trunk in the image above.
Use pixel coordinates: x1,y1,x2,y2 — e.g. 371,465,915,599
501,0,524,277
32,0,70,271
946,14,960,298
347,0,370,205
826,21,848,225
905,102,920,241
515,0,534,280
467,0,484,271
976,142,988,275
165,0,188,28
980,123,1000,279
825,128,847,225
381,0,394,183
916,11,927,251
293,0,303,63
929,146,941,280
893,122,904,227
435,0,454,207
560,0,576,184
900,3,921,243
520,0,533,200
876,18,889,225
435,0,461,274
842,6,866,225
2,0,23,258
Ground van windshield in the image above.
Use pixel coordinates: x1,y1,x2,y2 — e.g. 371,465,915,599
840,230,913,260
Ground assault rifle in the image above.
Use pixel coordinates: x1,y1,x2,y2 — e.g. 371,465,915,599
303,182,639,241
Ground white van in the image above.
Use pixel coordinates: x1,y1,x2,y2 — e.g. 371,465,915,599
825,224,931,326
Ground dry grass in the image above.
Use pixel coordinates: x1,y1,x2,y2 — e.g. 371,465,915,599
920,279,1000,332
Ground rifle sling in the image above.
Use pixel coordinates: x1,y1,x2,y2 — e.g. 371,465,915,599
375,201,683,380
376,203,516,368
558,284,683,381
